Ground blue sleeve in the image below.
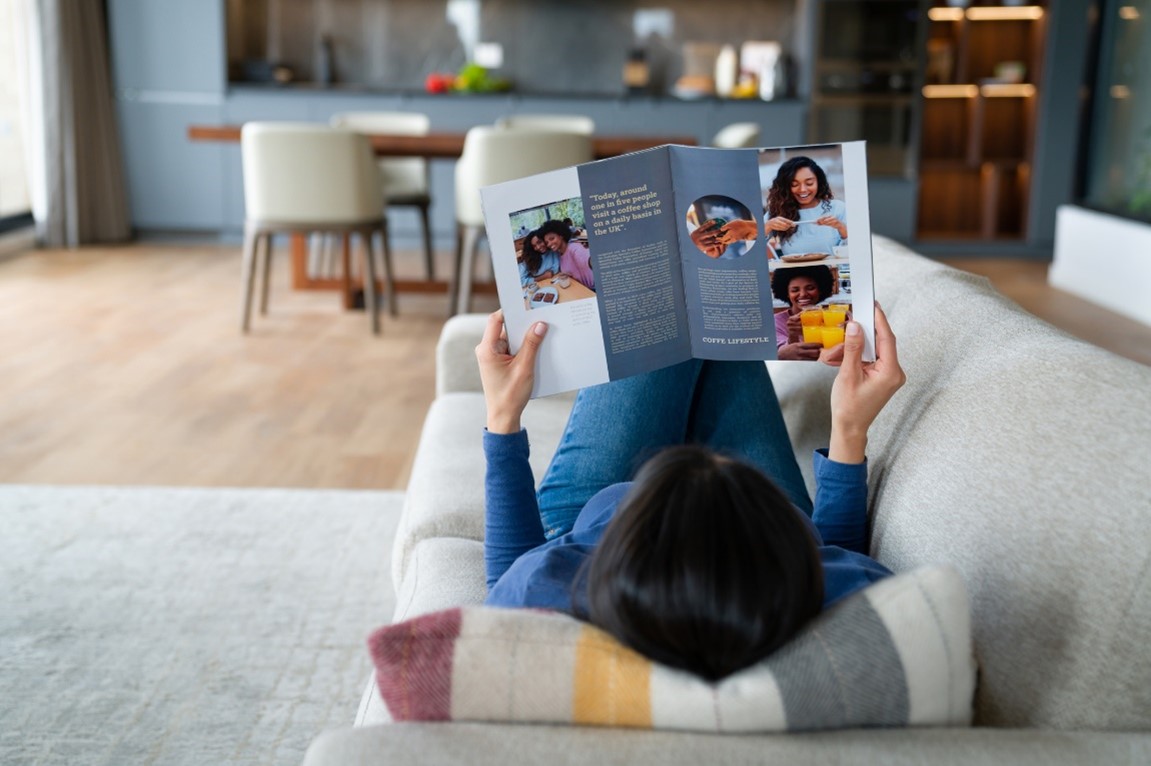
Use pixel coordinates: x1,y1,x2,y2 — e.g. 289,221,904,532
541,251,561,275
483,429,547,589
811,448,870,553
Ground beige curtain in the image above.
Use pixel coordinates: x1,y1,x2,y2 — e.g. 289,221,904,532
18,0,130,247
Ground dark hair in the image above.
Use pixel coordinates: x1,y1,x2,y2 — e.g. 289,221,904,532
520,230,544,275
537,219,573,244
585,445,823,682
770,265,835,306
766,156,834,246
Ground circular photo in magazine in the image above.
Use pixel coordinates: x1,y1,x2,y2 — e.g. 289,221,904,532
685,195,758,260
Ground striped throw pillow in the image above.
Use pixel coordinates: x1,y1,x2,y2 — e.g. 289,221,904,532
367,564,974,732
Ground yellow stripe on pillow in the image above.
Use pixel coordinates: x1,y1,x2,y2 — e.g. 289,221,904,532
572,626,653,727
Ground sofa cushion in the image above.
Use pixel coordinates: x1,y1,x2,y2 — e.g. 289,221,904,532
366,565,974,732
391,391,575,587
861,254,1151,731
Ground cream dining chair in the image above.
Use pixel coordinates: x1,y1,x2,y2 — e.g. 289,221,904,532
240,122,396,335
330,111,436,279
712,121,762,148
452,126,593,315
495,113,596,135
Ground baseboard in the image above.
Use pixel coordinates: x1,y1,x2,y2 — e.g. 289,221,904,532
1051,205,1151,328
0,225,35,262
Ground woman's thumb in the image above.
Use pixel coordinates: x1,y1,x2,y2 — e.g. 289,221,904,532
841,321,863,367
516,322,548,365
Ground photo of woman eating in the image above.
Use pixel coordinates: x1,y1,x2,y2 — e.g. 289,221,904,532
765,156,847,256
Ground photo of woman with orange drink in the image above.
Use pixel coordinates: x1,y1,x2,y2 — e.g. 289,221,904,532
771,265,850,361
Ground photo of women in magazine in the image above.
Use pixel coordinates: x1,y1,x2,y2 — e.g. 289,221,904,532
759,145,855,362
507,197,597,311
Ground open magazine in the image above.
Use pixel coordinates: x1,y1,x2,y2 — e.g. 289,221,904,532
480,140,875,398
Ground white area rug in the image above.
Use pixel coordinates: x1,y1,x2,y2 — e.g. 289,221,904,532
0,485,402,766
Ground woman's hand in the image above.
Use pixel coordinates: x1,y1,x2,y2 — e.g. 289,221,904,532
690,219,727,258
475,310,548,434
717,218,758,244
816,214,847,239
777,341,823,361
785,311,804,344
765,216,796,233
828,304,906,463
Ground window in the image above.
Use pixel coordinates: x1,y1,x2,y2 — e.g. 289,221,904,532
0,0,32,232
1081,1,1151,223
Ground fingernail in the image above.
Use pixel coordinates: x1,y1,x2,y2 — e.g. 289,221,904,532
533,322,547,336
846,322,860,336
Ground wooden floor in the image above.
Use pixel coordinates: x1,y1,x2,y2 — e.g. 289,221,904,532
0,242,1147,490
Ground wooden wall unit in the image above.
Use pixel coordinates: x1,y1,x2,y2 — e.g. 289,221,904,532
917,3,1047,241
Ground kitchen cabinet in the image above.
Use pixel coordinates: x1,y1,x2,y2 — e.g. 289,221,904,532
116,80,807,240
107,0,229,230
916,3,1048,241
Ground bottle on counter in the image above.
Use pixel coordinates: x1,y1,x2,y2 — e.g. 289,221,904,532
316,34,335,86
622,48,650,94
714,44,738,98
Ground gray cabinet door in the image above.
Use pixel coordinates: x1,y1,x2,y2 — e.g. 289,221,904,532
107,0,225,95
108,0,227,231
116,100,226,230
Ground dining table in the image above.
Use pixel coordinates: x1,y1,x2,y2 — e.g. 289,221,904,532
522,275,596,309
187,124,697,310
187,124,697,160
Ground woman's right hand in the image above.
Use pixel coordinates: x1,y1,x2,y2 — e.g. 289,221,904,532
475,310,548,434
765,216,796,233
785,311,804,344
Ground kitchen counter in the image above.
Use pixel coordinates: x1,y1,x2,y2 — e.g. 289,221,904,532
226,81,805,106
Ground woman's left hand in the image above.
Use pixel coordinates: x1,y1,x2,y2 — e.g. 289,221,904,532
690,219,727,258
475,310,548,434
816,215,847,239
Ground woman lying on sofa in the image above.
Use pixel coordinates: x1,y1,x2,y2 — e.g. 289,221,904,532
475,305,906,681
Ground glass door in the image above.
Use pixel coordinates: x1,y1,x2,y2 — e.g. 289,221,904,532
808,0,924,178
1080,0,1151,223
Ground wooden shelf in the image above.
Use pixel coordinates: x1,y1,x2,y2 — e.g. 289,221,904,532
917,2,1046,242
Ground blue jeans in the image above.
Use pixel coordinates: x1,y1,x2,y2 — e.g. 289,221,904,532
536,360,812,539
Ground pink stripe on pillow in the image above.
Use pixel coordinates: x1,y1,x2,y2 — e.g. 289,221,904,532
368,608,462,721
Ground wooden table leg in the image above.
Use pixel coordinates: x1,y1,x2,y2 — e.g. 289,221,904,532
341,233,355,310
290,232,308,288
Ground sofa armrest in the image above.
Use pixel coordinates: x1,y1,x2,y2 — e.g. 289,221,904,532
304,724,1151,766
436,314,489,396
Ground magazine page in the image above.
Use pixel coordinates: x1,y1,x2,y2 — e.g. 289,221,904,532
482,166,612,398
667,145,779,362
761,141,875,362
670,141,875,364
480,141,876,399
574,147,693,382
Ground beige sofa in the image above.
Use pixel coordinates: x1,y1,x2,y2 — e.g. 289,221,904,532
304,237,1151,764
